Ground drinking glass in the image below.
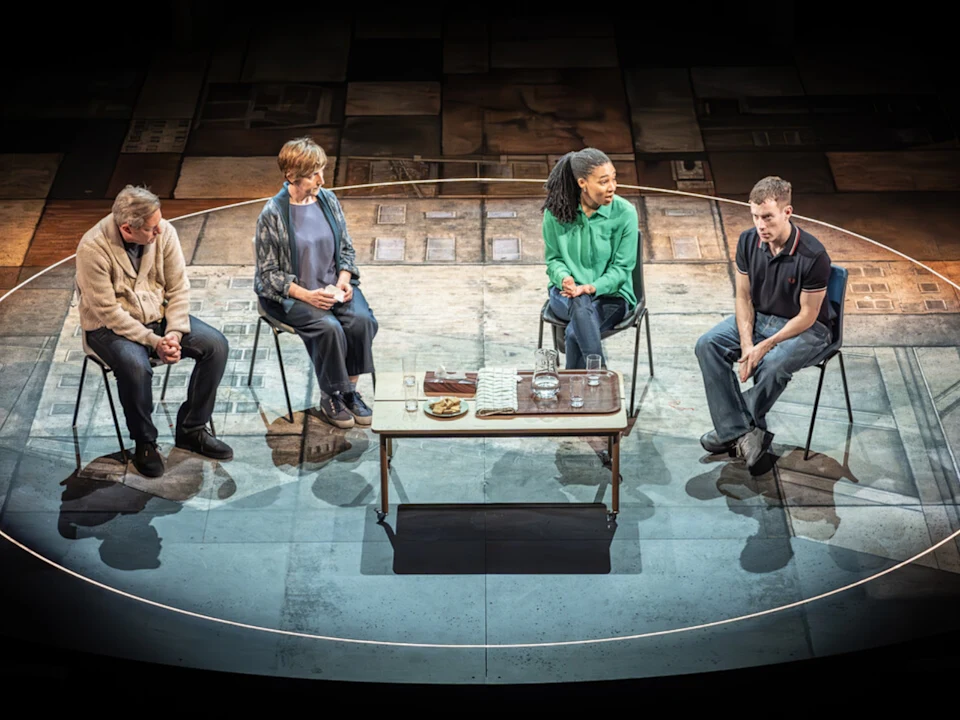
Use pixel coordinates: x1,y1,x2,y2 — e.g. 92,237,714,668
569,376,585,408
586,354,602,386
402,355,416,386
403,378,418,412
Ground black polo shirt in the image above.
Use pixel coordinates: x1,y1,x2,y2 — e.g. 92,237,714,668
735,223,833,328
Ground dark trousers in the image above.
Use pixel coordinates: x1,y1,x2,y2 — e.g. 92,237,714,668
85,316,228,443
260,287,378,395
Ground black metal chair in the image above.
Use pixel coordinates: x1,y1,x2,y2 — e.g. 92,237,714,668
248,303,297,423
802,264,853,460
72,332,183,463
246,302,377,424
537,231,653,418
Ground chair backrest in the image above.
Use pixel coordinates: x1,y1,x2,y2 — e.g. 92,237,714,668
826,264,848,350
631,229,646,307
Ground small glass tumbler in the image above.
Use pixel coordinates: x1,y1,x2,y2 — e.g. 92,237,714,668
569,376,585,408
586,354,602,386
403,378,418,412
402,356,416,386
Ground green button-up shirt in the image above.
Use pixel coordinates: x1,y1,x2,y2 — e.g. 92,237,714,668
542,194,638,309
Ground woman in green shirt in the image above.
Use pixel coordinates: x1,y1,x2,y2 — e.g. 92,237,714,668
542,148,638,369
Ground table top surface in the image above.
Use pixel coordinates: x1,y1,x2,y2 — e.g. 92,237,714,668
372,371,628,435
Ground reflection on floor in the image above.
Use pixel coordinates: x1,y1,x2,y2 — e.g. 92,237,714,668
0,195,958,683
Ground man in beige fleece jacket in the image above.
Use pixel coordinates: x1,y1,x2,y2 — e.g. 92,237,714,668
76,185,233,477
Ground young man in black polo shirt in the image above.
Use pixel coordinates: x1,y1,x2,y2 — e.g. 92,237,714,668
695,176,834,474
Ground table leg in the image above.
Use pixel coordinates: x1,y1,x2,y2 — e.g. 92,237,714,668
610,432,620,515
387,437,394,463
378,435,389,520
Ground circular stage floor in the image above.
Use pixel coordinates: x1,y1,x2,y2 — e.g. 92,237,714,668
2,186,959,685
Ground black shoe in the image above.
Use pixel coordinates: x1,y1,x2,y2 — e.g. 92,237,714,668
318,392,355,429
342,390,373,426
700,429,736,455
175,425,234,460
175,402,233,460
133,441,165,477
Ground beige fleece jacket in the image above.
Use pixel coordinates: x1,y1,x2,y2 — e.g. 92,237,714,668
75,213,191,349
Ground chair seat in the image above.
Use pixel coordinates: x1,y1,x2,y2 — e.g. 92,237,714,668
258,302,297,334
80,332,166,371
805,340,841,369
540,299,644,339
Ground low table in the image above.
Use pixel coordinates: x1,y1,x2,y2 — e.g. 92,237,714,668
371,371,628,521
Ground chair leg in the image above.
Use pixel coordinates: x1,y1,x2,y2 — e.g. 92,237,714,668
538,315,544,350
72,356,89,427
248,316,263,386
804,363,828,461
101,366,128,464
272,328,294,423
644,309,654,377
161,363,171,401
629,319,642,418
372,371,377,394
209,417,216,438
838,351,853,424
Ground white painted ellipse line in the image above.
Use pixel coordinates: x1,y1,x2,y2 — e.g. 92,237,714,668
1,176,959,650
2,525,957,649
3,179,958,300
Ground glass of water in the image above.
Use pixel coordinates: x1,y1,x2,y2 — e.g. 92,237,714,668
403,378,418,412
402,355,416,386
586,354,602,386
569,376,585,408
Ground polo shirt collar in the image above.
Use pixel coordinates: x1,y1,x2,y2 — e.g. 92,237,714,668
759,223,800,258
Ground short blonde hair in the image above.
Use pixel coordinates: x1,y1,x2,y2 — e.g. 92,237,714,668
278,136,328,181
749,176,792,208
112,185,161,228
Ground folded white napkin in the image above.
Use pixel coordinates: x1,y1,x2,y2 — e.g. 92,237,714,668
474,367,519,417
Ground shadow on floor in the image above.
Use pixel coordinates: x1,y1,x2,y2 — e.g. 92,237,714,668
379,503,618,574
57,441,223,570
685,430,863,574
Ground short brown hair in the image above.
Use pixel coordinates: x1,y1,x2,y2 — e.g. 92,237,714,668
749,176,792,208
112,185,161,228
278,136,327,181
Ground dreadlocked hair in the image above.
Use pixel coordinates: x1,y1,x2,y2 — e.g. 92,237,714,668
541,148,612,225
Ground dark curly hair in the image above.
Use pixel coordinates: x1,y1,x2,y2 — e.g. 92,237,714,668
541,148,612,225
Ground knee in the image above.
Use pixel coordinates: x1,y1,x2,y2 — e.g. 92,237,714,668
694,332,711,359
759,357,795,385
207,330,229,366
188,328,229,366
357,310,378,338
570,294,593,312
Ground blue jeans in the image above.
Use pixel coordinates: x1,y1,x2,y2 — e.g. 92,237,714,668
548,286,628,369
85,316,229,443
694,313,831,443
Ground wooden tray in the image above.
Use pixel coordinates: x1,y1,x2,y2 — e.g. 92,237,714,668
423,371,478,398
513,370,621,416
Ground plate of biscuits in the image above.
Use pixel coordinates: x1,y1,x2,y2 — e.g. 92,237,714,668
424,396,468,419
